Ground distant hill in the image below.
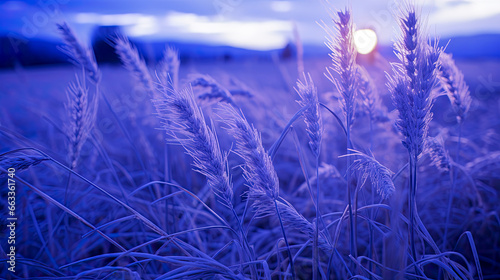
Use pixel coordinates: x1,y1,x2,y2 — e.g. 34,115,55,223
1,33,499,69
375,34,500,60
441,34,500,59
0,34,279,69
0,35,68,68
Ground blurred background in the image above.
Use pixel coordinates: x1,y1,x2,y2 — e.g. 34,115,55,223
1,0,500,67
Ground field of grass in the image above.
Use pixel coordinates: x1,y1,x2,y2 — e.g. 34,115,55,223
1,4,500,280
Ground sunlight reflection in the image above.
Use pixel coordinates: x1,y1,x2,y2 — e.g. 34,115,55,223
354,29,377,55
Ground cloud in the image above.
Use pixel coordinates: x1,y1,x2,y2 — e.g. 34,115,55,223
430,0,500,24
162,11,292,50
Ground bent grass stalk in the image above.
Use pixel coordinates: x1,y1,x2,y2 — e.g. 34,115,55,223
221,104,297,279
153,84,256,275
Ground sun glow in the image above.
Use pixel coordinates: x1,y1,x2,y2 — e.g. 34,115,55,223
354,29,377,55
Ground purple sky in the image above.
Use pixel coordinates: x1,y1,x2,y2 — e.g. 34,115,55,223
2,0,500,50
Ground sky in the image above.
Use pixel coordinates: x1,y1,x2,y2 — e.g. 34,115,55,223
1,0,500,51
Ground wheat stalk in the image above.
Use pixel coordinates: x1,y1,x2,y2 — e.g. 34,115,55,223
439,52,471,124
64,75,98,169
322,5,358,259
295,72,324,277
296,73,322,158
388,3,442,261
425,136,450,173
438,52,471,252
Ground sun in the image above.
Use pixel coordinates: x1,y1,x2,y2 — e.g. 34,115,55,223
353,29,378,55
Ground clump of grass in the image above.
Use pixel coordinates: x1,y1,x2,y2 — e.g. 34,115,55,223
3,2,493,279
153,83,262,274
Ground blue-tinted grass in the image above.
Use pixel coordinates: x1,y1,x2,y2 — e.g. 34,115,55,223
0,2,497,279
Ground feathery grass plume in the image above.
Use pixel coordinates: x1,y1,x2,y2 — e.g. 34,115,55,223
345,150,395,199
357,66,386,122
65,76,98,169
190,74,236,105
57,22,100,84
158,46,180,91
220,104,278,202
0,153,49,175
425,136,450,173
114,36,157,99
389,7,442,159
220,103,296,277
323,7,358,129
153,85,233,207
295,73,322,158
438,52,471,124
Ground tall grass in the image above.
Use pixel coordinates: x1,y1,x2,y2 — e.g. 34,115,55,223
323,6,359,259
295,73,323,278
438,52,472,252
153,84,261,277
0,2,493,279
221,103,296,278
114,36,157,99
388,4,442,262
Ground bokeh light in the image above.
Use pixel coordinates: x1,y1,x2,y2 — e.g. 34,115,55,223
354,29,377,55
